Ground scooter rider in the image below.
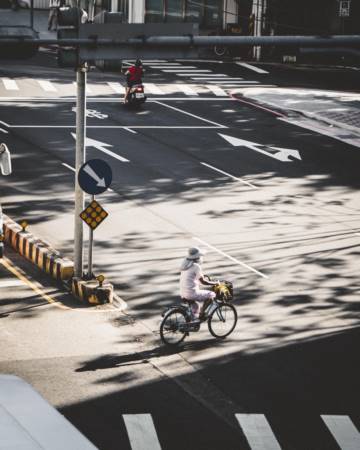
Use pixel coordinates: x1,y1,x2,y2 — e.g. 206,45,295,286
124,59,144,104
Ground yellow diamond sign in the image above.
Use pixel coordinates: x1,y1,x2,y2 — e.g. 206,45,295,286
80,200,108,230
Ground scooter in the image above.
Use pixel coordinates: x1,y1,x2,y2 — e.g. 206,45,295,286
124,84,146,108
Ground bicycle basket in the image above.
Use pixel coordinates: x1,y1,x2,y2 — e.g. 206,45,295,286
215,281,233,302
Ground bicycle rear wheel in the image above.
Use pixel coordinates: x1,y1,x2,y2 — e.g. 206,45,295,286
208,303,237,339
160,308,188,346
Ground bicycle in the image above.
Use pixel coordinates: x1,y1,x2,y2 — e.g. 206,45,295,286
159,278,237,346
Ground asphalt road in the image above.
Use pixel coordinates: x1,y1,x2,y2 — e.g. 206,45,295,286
0,53,360,450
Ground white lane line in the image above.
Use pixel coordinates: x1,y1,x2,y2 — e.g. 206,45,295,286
37,80,57,92
161,69,211,73
153,100,227,129
0,279,26,288
123,414,162,450
236,62,269,74
62,162,75,172
108,82,123,93
189,74,230,78
61,162,114,191
2,78,19,91
72,81,92,93
176,84,199,96
0,128,8,134
200,162,257,189
0,97,234,102
143,83,165,95
152,66,196,69
321,415,360,450
209,81,259,85
193,238,268,279
205,85,228,97
0,120,10,127
124,127,137,134
235,414,281,449
176,73,225,77
10,125,225,129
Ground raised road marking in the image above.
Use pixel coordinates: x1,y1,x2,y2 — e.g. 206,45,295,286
108,82,123,94
143,83,165,95
200,162,257,188
193,238,268,279
236,62,269,74
153,100,227,129
2,78,19,91
37,80,57,92
123,414,162,450
235,414,281,449
321,415,360,450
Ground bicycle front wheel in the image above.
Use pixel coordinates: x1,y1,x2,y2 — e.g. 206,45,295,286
160,308,188,346
208,303,237,339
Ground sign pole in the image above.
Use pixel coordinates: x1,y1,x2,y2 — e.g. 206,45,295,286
74,65,87,278
88,195,95,278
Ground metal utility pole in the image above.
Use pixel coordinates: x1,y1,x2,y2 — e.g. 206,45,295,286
74,65,87,278
252,0,264,61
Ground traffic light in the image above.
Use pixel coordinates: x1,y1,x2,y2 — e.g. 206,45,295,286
57,6,81,68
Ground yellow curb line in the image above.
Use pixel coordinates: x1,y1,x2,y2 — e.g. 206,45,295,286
0,257,70,311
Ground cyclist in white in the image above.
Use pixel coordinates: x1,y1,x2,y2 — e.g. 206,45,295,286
180,247,219,321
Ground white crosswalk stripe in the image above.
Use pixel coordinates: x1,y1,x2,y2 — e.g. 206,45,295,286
107,82,123,93
161,69,212,73
236,62,270,74
205,85,228,96
143,83,165,95
37,80,57,92
236,414,282,450
321,415,360,450
176,84,199,96
151,66,197,69
72,81,93,93
123,414,162,450
2,78,19,91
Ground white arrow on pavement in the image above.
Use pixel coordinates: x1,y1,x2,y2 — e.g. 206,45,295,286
83,163,106,187
218,133,301,162
71,133,129,163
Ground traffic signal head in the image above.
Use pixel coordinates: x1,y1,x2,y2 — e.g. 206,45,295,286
57,7,81,68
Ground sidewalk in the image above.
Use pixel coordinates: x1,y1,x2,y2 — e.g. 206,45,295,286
237,87,360,135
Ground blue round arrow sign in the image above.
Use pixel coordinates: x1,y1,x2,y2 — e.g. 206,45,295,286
78,159,112,195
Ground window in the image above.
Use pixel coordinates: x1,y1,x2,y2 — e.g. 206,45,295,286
185,0,201,22
145,0,164,22
166,0,184,22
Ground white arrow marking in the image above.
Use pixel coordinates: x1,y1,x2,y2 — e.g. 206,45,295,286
71,133,129,163
83,164,106,187
218,133,301,162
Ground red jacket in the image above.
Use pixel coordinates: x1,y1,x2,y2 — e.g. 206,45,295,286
126,66,143,82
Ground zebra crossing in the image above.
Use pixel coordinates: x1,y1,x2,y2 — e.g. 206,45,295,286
0,60,274,99
122,413,359,450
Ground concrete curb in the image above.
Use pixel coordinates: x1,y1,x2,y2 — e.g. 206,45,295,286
232,91,360,136
3,215,117,306
71,277,114,305
3,215,74,281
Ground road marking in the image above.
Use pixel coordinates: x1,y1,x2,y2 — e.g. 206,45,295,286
0,128,8,134
2,78,19,91
72,81,92,93
235,414,281,450
189,74,230,78
37,80,57,92
153,100,227,129
208,80,259,84
205,85,228,97
0,279,25,288
176,84,199,96
231,94,286,118
213,82,260,86
10,125,226,129
161,69,211,73
0,257,70,310
143,83,165,95
200,162,257,188
108,82,123,94
0,97,234,102
321,415,360,450
176,72,225,77
155,66,196,69
192,77,245,81
236,62,269,74
123,414,162,450
0,120,10,127
124,127,137,134
193,238,268,279
71,133,130,163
